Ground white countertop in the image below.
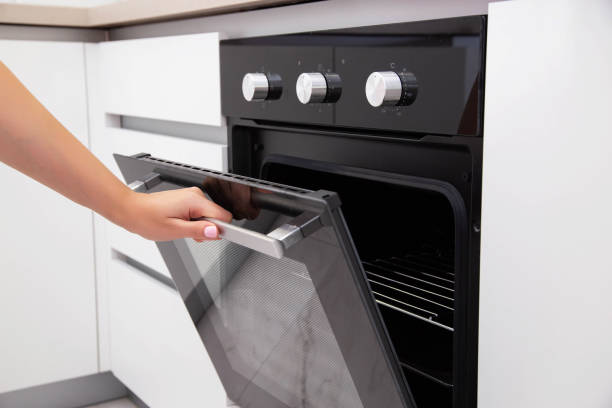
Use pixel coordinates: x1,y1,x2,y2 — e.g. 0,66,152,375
0,0,304,27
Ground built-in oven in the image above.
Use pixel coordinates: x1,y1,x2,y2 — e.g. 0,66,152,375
116,16,485,408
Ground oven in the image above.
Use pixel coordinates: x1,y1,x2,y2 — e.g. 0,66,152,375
115,16,485,408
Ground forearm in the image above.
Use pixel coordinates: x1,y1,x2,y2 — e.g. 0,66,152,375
0,61,131,225
0,61,231,242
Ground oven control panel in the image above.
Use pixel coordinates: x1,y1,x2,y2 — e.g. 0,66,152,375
221,17,486,136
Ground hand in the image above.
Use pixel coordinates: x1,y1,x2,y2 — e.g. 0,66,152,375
203,178,260,220
118,187,233,242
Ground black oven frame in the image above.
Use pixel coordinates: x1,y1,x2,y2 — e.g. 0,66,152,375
227,118,483,408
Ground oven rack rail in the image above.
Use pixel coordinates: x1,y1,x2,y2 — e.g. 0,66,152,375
364,252,455,331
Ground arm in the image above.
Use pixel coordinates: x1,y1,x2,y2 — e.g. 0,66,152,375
0,61,231,241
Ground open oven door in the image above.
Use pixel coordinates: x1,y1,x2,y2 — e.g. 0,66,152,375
115,153,416,408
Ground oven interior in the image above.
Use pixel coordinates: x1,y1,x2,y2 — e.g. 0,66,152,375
262,161,457,408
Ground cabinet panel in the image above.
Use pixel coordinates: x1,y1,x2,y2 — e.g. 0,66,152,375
0,40,97,392
109,258,226,408
99,33,222,126
480,2,612,407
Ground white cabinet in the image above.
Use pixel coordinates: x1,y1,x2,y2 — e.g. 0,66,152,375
0,41,98,392
108,258,226,408
88,33,228,284
480,2,612,408
85,33,228,405
99,33,223,126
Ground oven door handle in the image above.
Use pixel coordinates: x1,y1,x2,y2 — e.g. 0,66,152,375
127,172,321,259
199,217,300,259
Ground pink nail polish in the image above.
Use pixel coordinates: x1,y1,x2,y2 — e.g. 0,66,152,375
204,225,218,238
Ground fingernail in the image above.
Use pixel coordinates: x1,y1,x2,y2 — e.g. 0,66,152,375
204,225,218,238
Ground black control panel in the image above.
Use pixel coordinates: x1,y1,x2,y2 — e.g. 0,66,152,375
220,16,486,136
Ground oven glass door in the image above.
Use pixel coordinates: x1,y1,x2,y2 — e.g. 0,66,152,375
115,153,415,408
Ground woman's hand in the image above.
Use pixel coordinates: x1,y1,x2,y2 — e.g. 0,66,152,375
0,62,235,243
118,187,233,242
203,178,260,220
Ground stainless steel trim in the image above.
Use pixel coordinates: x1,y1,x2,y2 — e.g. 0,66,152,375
128,172,161,192
202,215,321,259
203,218,286,259
267,223,302,248
127,180,146,193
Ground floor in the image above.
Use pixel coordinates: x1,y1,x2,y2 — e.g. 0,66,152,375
85,398,138,408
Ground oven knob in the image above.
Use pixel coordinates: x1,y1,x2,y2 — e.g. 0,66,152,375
365,71,418,107
242,73,282,102
296,72,342,104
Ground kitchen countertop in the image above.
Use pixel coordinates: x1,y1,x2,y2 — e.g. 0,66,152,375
109,0,494,42
0,0,307,28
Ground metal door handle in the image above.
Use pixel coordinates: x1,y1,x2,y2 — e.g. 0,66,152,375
201,217,303,259
127,173,321,259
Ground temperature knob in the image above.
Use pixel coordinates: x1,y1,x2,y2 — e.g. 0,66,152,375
242,73,282,102
296,72,342,104
365,71,418,107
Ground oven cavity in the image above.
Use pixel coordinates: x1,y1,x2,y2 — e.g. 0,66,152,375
262,161,459,408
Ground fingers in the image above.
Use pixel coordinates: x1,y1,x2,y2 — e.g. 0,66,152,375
232,184,260,220
187,187,233,222
170,219,221,241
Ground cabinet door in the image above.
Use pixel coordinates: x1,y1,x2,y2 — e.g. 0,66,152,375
99,33,222,126
89,33,227,282
109,257,227,408
480,2,612,408
87,33,230,403
0,41,97,392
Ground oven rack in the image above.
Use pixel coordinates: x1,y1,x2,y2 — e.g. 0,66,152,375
364,252,455,331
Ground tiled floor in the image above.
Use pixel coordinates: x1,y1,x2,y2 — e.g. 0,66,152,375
85,398,138,408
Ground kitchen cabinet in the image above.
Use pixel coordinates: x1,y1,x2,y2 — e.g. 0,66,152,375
89,32,227,281
0,40,98,392
480,2,612,407
85,32,229,404
108,257,226,408
99,32,223,126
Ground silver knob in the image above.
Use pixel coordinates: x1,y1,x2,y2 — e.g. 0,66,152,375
365,71,403,107
242,73,269,102
296,72,327,104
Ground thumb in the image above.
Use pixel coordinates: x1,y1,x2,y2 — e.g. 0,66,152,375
170,219,220,241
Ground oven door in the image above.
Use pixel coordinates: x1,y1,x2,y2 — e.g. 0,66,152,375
115,153,416,408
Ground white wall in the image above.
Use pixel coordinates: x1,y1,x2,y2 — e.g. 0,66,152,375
480,1,612,407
